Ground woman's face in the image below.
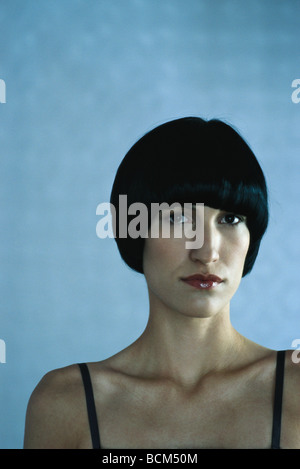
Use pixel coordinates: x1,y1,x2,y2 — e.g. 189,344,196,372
142,205,250,319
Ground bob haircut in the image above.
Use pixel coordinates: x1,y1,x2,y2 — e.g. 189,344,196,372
110,116,269,277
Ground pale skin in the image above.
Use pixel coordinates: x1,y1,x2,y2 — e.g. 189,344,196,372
24,206,300,449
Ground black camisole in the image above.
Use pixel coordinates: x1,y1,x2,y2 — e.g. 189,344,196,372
78,350,286,449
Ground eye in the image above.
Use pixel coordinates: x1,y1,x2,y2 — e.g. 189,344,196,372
170,210,192,224
169,209,195,225
219,213,244,226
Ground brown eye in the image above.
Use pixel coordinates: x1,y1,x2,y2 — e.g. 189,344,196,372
220,213,243,225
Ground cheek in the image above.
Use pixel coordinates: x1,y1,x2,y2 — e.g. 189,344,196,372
143,238,185,276
143,239,164,275
241,229,251,257
229,230,250,270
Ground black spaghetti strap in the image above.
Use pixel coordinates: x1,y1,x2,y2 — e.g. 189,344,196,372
78,363,101,449
271,350,285,449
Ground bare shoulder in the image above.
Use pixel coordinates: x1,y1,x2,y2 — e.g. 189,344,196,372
87,357,139,400
24,364,87,449
281,350,300,448
283,349,300,403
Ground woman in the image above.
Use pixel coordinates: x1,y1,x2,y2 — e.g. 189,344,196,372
24,117,300,449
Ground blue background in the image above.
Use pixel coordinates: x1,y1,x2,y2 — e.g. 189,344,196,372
0,0,299,448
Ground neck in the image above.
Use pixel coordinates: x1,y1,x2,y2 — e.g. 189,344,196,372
130,300,246,388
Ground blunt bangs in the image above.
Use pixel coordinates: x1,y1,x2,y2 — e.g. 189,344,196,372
110,117,269,277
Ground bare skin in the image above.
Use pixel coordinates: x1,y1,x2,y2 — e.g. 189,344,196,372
24,207,300,449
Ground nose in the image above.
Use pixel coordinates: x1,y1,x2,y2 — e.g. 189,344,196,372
189,219,220,265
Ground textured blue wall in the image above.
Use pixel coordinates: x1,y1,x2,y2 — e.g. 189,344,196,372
0,0,299,448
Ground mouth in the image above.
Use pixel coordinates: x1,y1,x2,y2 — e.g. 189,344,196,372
181,274,223,290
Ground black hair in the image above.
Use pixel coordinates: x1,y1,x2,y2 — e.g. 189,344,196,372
110,116,269,277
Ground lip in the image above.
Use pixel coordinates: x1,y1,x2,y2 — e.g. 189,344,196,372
181,274,223,290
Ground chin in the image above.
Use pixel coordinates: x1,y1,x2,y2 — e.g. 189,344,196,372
176,300,228,319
